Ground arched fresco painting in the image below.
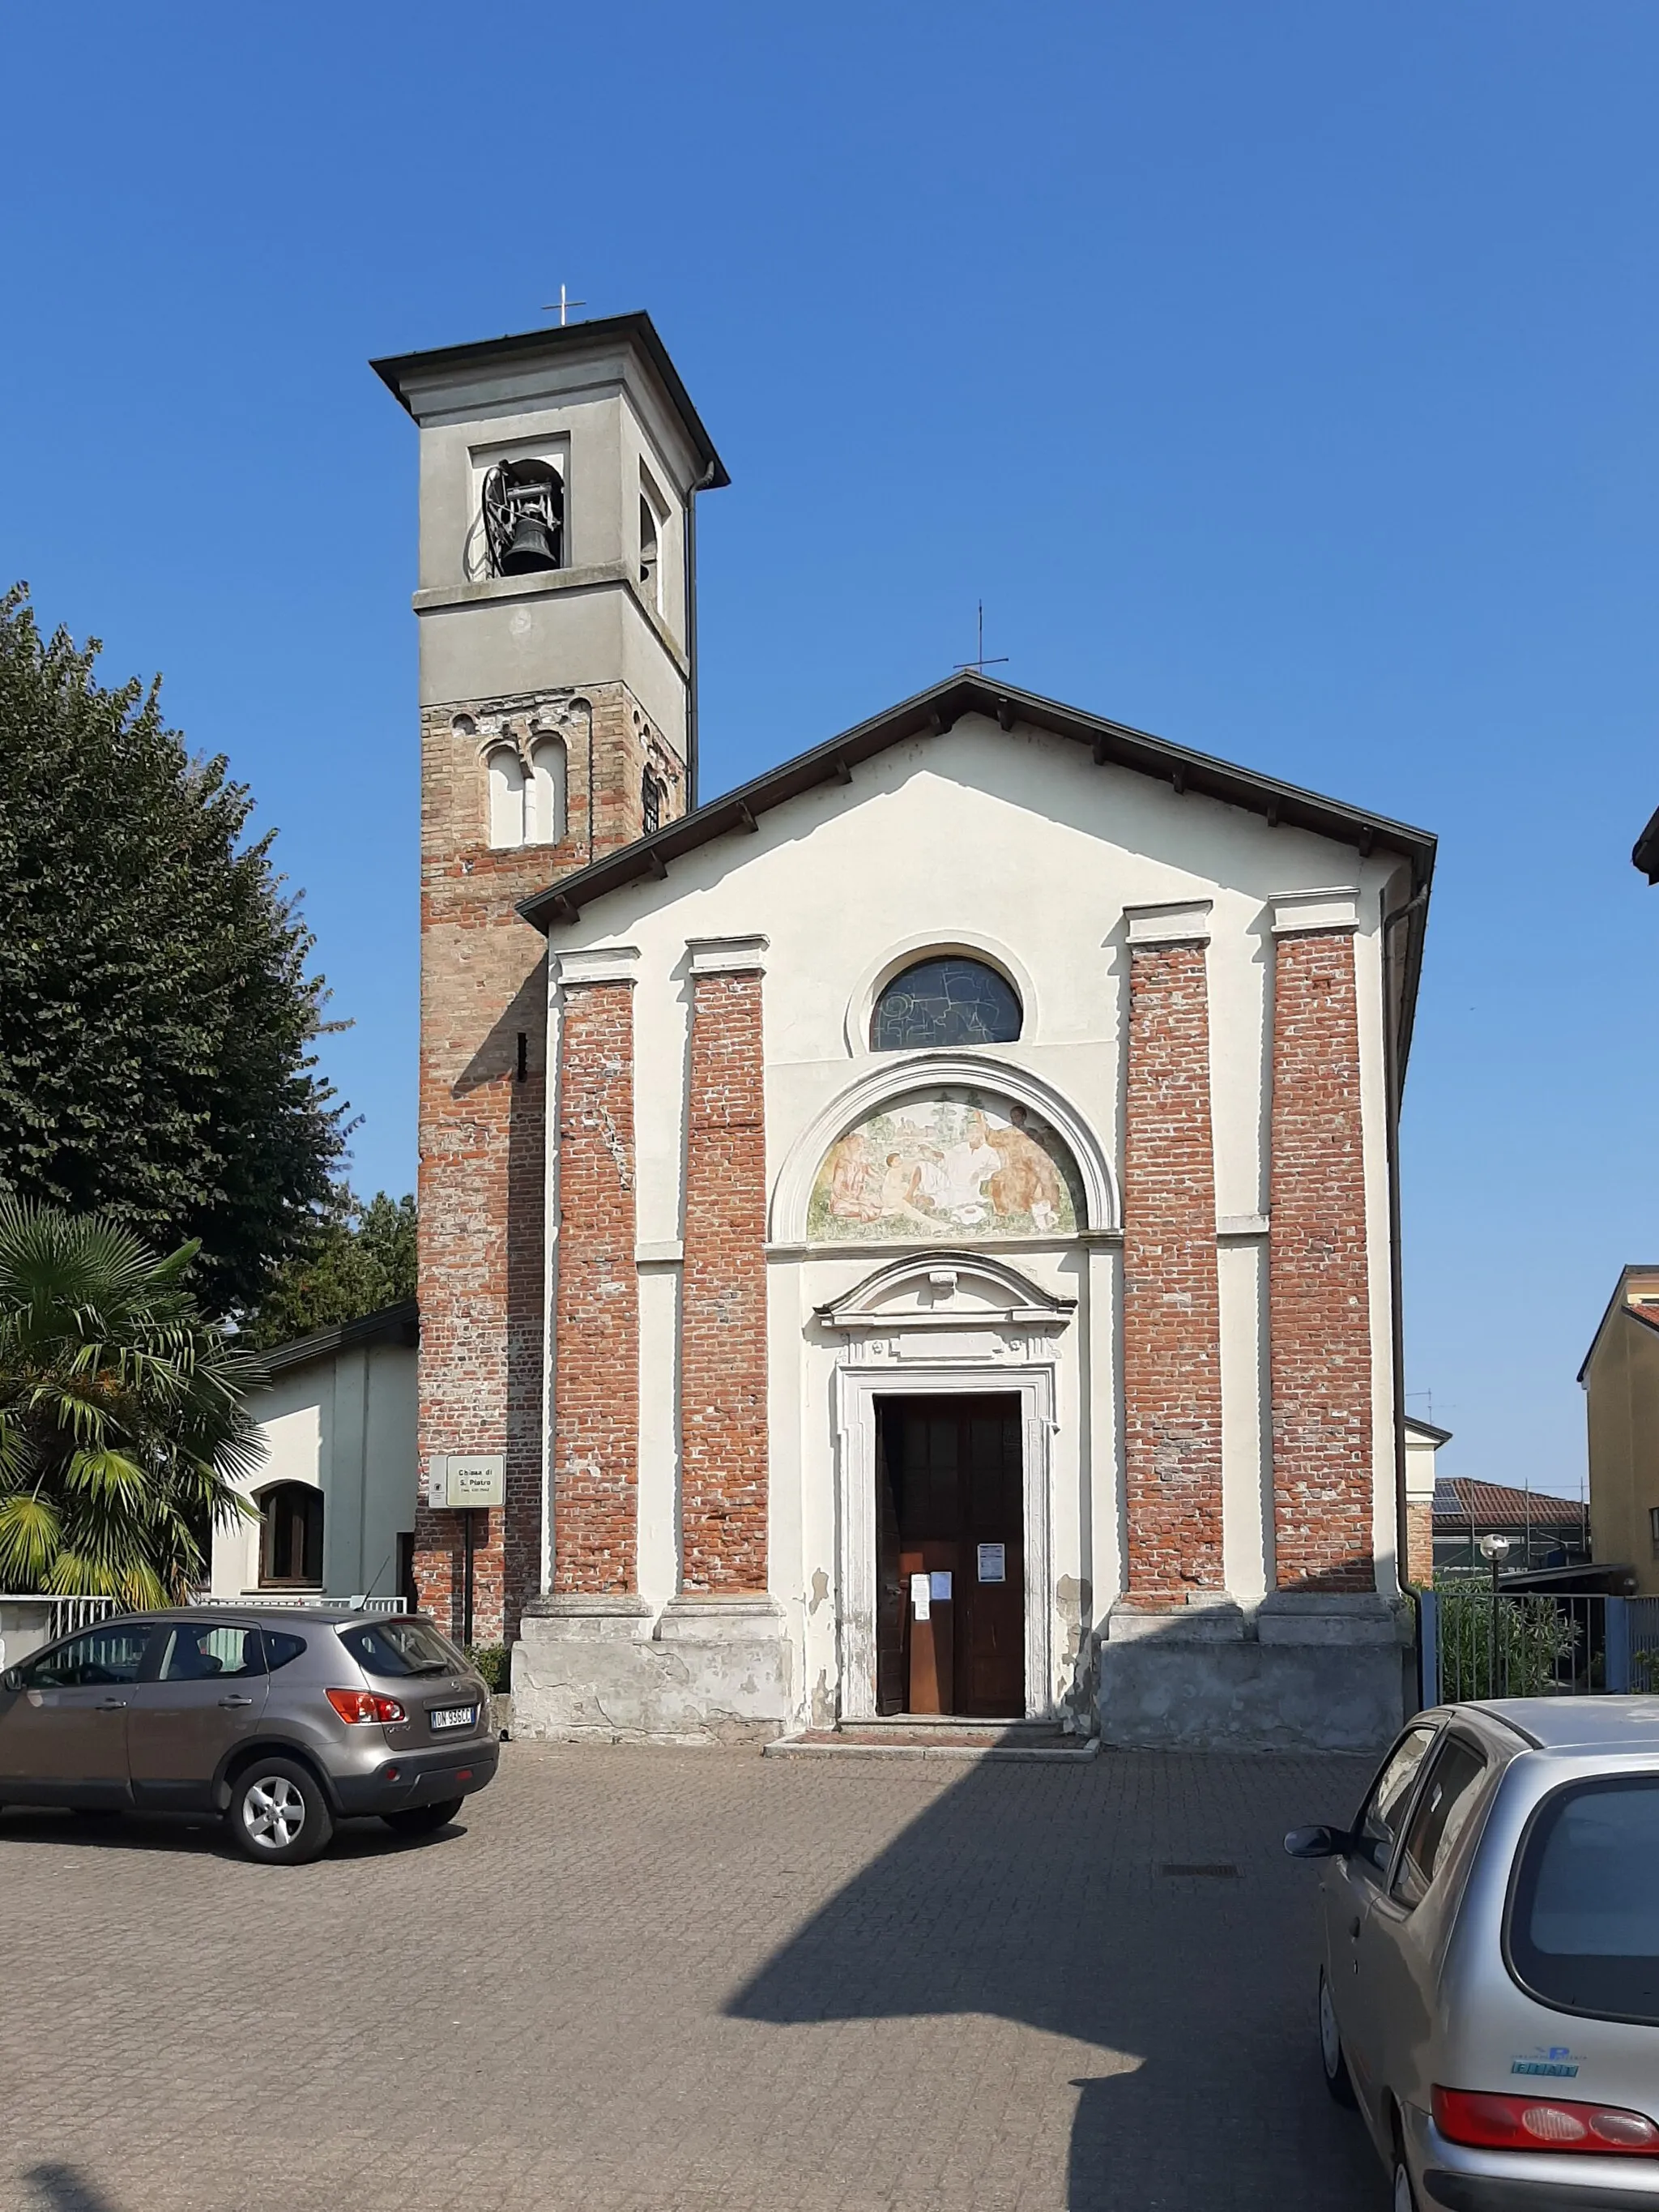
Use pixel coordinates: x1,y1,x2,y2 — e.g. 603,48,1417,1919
808,1091,1082,1244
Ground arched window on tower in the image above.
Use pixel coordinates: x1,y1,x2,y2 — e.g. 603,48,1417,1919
487,745,527,849
871,956,1022,1050
642,767,663,837
527,737,566,845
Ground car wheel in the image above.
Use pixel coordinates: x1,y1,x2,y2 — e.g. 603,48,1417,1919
1391,2150,1418,2212
381,1798,464,1837
1319,1969,1358,2107
229,1758,333,1865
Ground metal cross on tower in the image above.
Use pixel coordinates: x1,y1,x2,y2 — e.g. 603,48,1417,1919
954,600,1009,675
541,284,586,327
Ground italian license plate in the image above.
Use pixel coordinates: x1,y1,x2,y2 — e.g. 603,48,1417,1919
429,1705,476,1732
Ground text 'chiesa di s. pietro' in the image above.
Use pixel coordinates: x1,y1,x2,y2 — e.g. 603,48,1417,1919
373,310,1435,1754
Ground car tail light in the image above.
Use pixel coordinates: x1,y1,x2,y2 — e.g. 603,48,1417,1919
326,1687,407,1726
1434,2087,1659,2155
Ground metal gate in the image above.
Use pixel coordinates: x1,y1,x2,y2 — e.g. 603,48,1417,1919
1419,1588,1659,1706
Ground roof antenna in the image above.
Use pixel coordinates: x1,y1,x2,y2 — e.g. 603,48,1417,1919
351,1551,394,1614
954,600,1009,676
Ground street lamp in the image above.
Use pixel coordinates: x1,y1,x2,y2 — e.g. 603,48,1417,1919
1479,1533,1513,1695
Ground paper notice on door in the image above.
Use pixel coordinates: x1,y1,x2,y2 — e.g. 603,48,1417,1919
929,1570,953,1603
910,1572,932,1621
977,1542,1007,1584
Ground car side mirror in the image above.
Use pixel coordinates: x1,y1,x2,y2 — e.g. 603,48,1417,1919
1284,1824,1349,1860
2,1668,21,1693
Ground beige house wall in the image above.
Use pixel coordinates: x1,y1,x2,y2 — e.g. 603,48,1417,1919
1586,1313,1659,1593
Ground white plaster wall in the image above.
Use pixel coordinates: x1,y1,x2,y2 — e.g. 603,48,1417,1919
213,1343,417,1600
1353,895,1403,1596
544,710,1406,1719
1404,1426,1441,1511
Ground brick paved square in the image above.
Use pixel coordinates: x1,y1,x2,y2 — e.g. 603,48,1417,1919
0,1745,1384,2211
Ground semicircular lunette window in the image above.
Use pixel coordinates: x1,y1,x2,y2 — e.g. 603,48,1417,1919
870,957,1021,1051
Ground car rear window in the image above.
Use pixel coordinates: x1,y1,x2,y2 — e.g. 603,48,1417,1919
1508,1777,1659,2023
160,1625,264,1680
262,1630,307,1672
337,1618,461,1678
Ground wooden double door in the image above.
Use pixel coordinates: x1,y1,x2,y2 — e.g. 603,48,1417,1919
876,1394,1025,1718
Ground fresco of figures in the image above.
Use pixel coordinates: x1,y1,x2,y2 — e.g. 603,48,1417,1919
808,1091,1081,1243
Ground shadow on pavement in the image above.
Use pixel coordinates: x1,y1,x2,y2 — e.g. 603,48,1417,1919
0,1807,467,1860
731,1748,1384,2210
22,2164,127,2212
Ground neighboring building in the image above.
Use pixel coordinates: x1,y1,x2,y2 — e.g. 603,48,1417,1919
373,311,1438,1752
212,1305,420,1607
1402,1414,1452,1586
1633,805,1659,885
1431,1477,1589,1578
1580,1266,1659,1593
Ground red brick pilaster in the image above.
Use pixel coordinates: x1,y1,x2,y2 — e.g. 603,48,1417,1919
1120,902,1226,1602
1405,1501,1433,1590
1269,891,1375,1592
680,941,770,1593
550,955,641,1595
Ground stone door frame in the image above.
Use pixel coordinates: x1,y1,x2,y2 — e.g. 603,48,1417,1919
832,1359,1056,1723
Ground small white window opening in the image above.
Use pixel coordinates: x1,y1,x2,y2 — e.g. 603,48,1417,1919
528,737,567,846
639,492,660,610
487,745,527,849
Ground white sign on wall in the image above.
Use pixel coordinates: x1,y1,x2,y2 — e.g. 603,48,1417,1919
425,1454,505,1510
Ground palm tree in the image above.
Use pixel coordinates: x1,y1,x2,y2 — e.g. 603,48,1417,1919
0,1202,265,1605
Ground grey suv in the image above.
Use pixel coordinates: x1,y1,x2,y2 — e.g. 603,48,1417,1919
0,1607,497,1864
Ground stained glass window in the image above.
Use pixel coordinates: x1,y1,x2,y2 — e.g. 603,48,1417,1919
871,958,1021,1050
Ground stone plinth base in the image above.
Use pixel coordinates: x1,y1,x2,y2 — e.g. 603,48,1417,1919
511,1593,792,1745
1096,1592,1414,1753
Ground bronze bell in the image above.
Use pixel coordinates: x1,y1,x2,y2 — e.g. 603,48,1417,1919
500,514,560,574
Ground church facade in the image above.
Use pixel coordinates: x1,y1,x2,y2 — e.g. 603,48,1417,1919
374,314,1435,1752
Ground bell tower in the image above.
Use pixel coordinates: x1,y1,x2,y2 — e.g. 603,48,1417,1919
373,314,727,1643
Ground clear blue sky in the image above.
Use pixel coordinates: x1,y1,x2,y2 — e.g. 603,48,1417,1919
4,6,1654,1499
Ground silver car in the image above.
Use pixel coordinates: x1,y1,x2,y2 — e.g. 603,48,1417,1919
0,1606,497,1864
1287,1697,1659,2208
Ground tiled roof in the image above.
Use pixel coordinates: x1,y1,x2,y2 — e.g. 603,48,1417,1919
1432,1477,1587,1532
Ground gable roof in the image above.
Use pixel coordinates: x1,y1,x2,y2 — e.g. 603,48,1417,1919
1405,1414,1453,1445
258,1300,419,1379
1432,1477,1587,1533
518,670,1437,1062
1576,1264,1659,1383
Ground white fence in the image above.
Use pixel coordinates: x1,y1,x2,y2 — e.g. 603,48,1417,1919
195,1594,411,1615
0,1590,409,1671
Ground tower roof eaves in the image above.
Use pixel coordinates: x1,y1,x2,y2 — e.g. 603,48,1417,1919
369,310,729,487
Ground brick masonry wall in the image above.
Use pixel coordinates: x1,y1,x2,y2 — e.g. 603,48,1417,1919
1405,1501,1433,1590
680,968,769,1593
416,681,683,1641
1120,939,1226,1602
550,980,641,1594
1269,927,1375,1592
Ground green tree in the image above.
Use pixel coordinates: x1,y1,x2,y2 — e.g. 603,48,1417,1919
0,583,348,1315
0,1202,264,1603
240,1189,417,1350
